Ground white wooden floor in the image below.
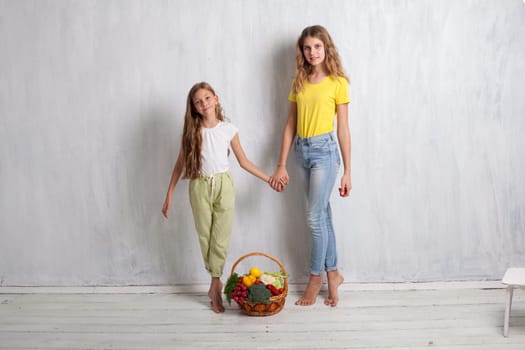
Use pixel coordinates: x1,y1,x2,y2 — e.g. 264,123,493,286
1,283,525,350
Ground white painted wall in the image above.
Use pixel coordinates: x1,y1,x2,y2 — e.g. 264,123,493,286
1,0,524,286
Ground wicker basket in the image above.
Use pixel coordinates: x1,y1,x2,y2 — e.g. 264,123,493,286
229,251,288,316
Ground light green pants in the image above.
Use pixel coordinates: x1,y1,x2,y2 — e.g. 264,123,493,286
189,172,235,278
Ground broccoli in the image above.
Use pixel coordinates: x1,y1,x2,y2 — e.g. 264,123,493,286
247,283,271,304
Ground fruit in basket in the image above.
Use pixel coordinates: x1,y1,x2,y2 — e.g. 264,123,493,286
242,275,255,287
249,267,262,278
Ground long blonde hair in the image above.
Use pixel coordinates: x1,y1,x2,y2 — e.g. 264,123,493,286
293,25,349,93
181,82,226,179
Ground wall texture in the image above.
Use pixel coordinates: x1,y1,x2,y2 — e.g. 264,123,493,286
1,0,524,286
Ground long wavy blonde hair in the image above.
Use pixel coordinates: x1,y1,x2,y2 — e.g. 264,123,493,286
181,82,226,179
293,25,349,93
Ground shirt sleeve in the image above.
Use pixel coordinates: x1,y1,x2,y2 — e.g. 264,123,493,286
287,80,297,102
335,76,350,105
228,122,239,141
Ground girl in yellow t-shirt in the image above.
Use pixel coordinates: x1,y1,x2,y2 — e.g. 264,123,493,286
270,25,351,308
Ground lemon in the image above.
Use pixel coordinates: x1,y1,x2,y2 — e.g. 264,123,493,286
249,267,262,278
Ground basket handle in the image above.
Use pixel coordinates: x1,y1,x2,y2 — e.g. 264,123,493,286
230,251,287,278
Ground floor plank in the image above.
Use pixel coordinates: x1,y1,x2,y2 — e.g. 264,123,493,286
1,287,524,349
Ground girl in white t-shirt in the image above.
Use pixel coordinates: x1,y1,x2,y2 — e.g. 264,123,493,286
162,82,278,313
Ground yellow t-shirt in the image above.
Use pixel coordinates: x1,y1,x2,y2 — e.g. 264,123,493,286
288,75,350,138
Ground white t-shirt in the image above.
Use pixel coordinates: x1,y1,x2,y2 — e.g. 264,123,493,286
200,121,238,176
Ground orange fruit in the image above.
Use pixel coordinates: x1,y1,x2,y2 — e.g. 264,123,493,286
242,275,254,287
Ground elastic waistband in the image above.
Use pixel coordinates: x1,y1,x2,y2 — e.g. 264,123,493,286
195,171,230,181
295,132,336,145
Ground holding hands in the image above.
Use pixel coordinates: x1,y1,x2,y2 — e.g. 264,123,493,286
269,164,352,198
269,164,289,192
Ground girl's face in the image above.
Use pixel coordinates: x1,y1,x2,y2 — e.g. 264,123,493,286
192,88,218,118
302,36,326,67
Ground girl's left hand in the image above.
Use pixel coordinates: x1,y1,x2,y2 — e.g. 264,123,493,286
270,166,289,192
339,175,351,197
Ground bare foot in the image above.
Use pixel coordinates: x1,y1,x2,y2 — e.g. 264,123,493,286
295,274,323,306
325,270,344,307
208,278,225,313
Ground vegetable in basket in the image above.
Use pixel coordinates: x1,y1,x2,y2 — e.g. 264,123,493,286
224,273,240,305
260,272,287,289
266,284,282,296
247,283,271,304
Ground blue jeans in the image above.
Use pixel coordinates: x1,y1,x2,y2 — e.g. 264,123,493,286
294,132,340,276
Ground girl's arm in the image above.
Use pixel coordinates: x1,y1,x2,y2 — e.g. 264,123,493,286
270,102,297,190
336,103,351,197
230,133,271,184
162,147,184,218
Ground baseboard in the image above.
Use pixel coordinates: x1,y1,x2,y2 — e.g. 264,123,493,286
0,280,505,294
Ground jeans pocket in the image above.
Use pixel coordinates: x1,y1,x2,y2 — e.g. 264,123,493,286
310,138,332,150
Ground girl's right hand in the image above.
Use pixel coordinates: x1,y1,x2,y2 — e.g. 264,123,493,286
268,176,285,192
162,196,171,218
270,166,289,192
